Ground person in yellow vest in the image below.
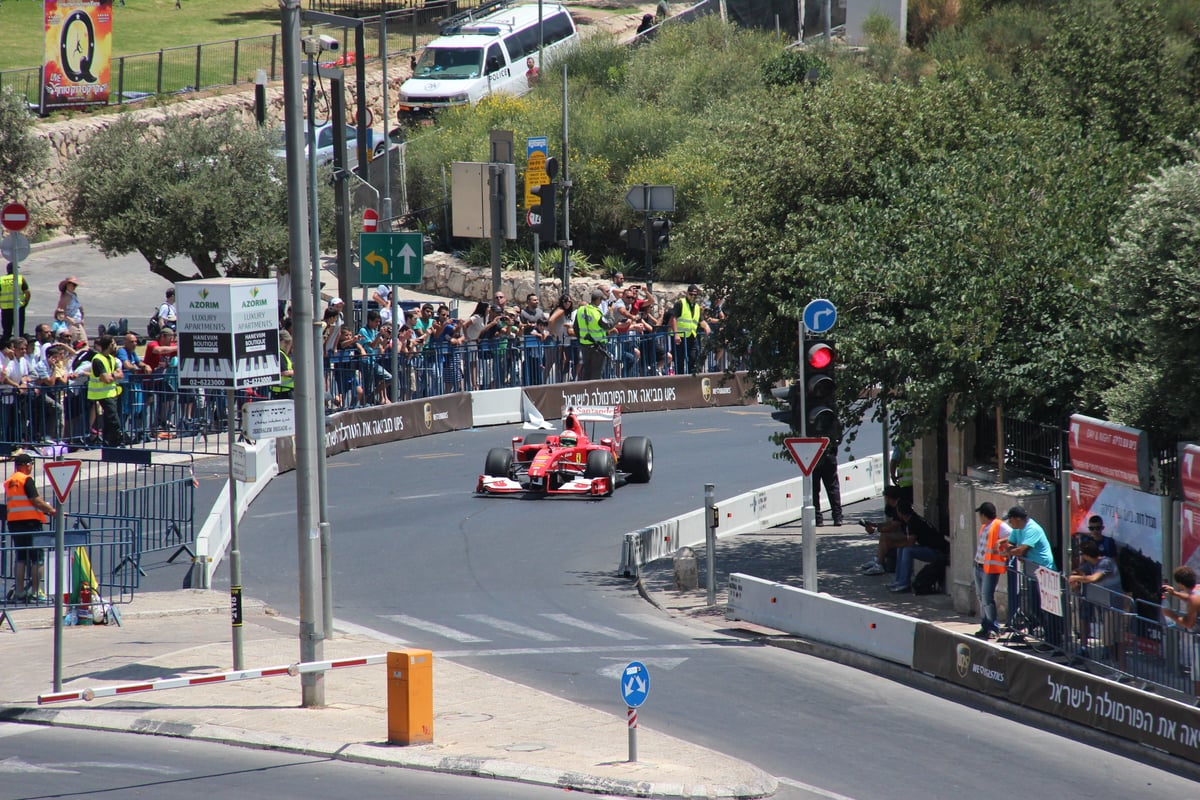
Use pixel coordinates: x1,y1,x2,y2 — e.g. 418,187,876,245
88,335,125,447
669,284,711,375
6,452,56,604
973,501,1012,640
0,263,31,341
575,289,610,381
270,330,295,400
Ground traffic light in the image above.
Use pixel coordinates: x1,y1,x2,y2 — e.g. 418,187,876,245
802,337,837,436
650,217,670,251
529,156,558,241
619,226,644,256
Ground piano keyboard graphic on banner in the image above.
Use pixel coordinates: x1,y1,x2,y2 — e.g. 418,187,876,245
179,330,279,388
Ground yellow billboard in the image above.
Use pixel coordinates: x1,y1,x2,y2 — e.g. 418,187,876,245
42,0,114,111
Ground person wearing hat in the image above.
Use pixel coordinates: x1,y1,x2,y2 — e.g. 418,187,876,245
88,334,125,447
55,277,86,345
670,284,711,375
1002,505,1057,639
5,452,56,603
973,501,1012,639
0,262,31,341
575,289,611,381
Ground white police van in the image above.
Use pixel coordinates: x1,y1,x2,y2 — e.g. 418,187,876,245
397,1,578,120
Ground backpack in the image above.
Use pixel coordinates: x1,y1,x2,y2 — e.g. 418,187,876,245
148,312,162,338
912,560,946,595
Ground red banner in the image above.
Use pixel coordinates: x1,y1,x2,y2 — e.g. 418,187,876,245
1180,443,1200,506
42,1,113,111
1068,414,1150,491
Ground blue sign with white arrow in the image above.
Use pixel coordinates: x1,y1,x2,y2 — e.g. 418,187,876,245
621,661,650,708
803,298,837,334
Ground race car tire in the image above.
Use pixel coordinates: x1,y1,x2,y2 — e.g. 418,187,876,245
485,447,513,478
619,436,654,483
585,449,616,494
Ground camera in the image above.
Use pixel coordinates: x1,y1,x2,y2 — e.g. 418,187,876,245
301,34,339,56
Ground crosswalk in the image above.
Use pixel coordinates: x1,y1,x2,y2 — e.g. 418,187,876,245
376,611,680,649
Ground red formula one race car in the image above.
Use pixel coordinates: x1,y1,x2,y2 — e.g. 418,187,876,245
475,406,653,497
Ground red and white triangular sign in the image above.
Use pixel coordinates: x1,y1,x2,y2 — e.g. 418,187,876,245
784,437,829,476
44,460,82,504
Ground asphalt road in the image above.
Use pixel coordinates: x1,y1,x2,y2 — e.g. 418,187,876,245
230,406,1196,800
0,724,575,800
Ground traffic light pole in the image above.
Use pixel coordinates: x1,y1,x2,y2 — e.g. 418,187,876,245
799,320,817,593
642,211,653,292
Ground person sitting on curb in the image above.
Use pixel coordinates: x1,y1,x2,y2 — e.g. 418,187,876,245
888,500,950,593
859,486,904,576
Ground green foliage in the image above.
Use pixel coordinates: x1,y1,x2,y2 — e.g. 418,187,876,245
760,50,831,87
0,90,49,206
63,112,334,282
1096,138,1200,437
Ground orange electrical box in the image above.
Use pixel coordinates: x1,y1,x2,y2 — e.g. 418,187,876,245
387,649,433,745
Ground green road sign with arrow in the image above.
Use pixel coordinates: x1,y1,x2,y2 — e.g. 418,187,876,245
359,232,424,285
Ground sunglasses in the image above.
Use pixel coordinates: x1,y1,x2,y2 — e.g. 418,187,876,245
1088,526,1103,531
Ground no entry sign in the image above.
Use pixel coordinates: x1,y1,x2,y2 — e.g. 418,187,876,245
1,203,30,232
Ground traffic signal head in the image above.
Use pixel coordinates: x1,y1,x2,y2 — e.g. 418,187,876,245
650,217,670,251
529,156,558,241
620,226,645,255
803,338,837,436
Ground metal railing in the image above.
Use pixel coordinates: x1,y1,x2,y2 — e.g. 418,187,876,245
1003,561,1199,701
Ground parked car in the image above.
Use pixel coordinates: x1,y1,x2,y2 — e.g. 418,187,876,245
273,121,390,168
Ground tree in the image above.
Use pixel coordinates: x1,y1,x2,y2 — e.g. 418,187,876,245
0,89,49,204
63,112,333,284
1097,138,1200,438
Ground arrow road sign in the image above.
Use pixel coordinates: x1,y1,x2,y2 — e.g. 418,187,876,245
803,298,837,334
624,184,675,213
1,202,30,232
44,460,82,504
359,232,424,286
621,660,650,708
784,437,829,476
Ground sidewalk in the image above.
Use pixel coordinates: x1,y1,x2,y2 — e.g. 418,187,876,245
0,516,971,799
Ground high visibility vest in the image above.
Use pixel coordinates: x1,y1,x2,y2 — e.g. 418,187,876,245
894,453,913,487
576,304,606,346
271,351,294,393
87,353,121,400
976,519,1007,574
0,275,13,310
676,297,700,338
6,471,46,524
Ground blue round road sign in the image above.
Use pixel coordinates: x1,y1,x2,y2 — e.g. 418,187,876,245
621,661,650,708
803,298,837,334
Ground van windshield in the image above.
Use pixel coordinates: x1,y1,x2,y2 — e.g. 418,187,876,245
413,47,484,80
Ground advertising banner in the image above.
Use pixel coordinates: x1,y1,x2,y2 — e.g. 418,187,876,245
1008,657,1200,764
911,625,1010,698
1068,414,1151,491
523,372,751,420
176,279,279,390
1182,503,1200,573
1068,472,1164,566
1179,443,1200,506
42,0,113,111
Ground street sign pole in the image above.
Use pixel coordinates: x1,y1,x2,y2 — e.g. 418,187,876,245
620,660,649,763
52,502,65,692
228,388,244,670
799,319,817,592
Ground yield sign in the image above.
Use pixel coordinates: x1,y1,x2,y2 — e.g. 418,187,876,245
784,437,829,476
44,460,82,503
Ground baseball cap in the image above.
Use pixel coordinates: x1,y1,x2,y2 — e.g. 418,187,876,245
687,284,699,293
975,502,996,517
330,297,344,306
13,452,34,466
1005,505,1028,520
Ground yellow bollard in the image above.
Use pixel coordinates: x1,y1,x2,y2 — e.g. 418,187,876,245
387,649,433,745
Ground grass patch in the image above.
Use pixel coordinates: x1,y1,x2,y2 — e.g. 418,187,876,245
0,0,282,72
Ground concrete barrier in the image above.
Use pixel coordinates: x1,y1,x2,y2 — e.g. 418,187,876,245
470,387,524,428
725,572,919,667
192,438,279,588
619,454,885,576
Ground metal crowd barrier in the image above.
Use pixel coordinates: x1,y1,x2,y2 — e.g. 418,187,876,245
1003,561,1199,701
1,516,139,623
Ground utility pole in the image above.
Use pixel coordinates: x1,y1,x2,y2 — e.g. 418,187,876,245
559,63,571,296
280,0,325,708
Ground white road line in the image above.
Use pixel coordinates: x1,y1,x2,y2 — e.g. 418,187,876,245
460,614,565,641
439,642,710,658
335,618,412,645
379,614,490,643
540,613,647,640
776,776,860,800
618,611,701,633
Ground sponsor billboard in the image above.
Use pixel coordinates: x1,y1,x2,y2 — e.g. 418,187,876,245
1068,414,1151,492
42,0,114,111
912,625,1009,697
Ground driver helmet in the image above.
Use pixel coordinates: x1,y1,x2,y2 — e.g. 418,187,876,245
560,430,577,448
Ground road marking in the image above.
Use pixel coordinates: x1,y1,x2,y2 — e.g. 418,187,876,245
439,642,716,658
618,611,701,633
406,452,462,460
335,618,412,645
682,427,727,434
541,613,646,640
461,614,565,641
379,614,489,643
776,776,860,800
597,656,688,678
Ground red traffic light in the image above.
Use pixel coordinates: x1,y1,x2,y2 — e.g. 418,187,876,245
807,342,834,370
